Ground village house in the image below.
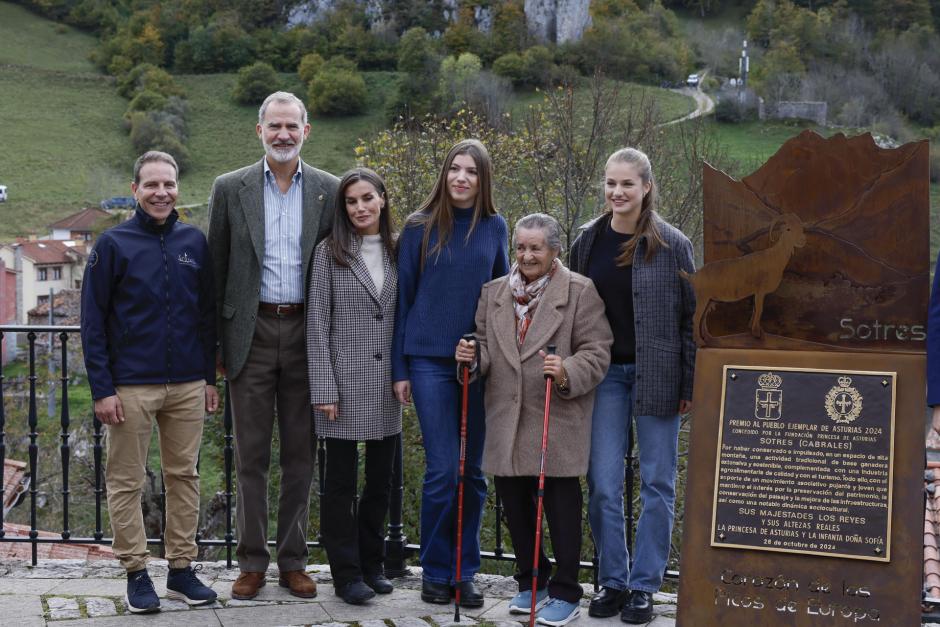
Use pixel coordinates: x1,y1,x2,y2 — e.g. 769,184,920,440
0,239,85,324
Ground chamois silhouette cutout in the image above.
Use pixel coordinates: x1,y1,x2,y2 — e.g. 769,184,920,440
680,212,806,344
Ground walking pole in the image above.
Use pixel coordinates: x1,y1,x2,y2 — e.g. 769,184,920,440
454,333,475,622
530,345,557,627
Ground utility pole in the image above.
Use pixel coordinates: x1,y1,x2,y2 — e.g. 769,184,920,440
739,39,750,90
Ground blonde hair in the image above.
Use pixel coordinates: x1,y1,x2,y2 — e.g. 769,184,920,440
605,147,666,265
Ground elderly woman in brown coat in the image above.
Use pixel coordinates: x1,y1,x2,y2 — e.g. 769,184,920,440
456,212,612,626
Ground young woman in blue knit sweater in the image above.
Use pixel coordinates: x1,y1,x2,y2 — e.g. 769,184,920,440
391,139,509,606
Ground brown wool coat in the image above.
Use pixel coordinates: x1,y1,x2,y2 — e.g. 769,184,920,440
475,263,612,477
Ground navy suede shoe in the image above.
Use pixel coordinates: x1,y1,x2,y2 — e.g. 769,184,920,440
166,565,218,606
125,569,160,614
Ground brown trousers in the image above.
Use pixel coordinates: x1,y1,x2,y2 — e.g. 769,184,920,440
106,380,205,572
229,310,315,572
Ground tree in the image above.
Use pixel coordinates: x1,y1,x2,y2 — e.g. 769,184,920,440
390,27,440,117
298,52,326,85
232,62,281,106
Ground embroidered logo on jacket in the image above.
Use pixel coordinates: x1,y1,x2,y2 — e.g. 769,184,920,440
177,252,198,268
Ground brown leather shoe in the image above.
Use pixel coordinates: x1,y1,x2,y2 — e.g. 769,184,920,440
278,569,317,598
231,571,266,600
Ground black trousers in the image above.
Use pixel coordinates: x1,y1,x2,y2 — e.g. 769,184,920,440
321,434,398,587
494,475,583,603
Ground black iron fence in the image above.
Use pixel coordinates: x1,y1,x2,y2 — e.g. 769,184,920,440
0,324,659,588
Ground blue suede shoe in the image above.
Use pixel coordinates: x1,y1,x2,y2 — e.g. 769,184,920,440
125,569,160,614
166,565,218,606
509,588,549,614
536,597,581,626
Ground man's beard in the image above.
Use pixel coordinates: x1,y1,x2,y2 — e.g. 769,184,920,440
263,138,302,163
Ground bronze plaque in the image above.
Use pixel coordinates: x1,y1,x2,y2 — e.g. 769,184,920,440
677,349,923,627
700,132,929,352
712,366,895,562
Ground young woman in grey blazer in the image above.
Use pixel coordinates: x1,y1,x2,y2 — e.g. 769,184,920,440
306,168,401,605
569,148,696,624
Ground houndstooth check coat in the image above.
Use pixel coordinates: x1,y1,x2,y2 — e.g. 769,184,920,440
306,237,402,440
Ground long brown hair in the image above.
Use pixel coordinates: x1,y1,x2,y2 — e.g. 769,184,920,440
605,147,667,266
407,139,498,271
328,168,397,267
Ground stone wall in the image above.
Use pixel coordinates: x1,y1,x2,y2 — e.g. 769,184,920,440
760,100,828,126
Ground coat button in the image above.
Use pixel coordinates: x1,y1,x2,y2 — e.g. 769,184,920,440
375,313,384,320
374,353,382,360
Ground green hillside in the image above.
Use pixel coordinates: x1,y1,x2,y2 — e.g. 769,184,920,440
0,1,97,72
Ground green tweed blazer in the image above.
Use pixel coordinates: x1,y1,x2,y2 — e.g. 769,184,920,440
207,158,339,379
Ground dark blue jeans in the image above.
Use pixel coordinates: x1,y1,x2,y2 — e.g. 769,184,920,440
410,356,487,584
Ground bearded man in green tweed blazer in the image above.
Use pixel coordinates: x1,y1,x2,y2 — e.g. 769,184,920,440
207,91,338,601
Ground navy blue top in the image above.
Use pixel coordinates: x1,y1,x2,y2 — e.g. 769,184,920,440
81,206,216,400
392,208,509,381
587,223,636,364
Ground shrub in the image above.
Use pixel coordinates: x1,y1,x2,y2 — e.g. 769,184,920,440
298,52,325,85
309,66,368,116
714,89,759,123
127,111,191,173
232,61,281,105
493,52,526,85
117,63,185,99
522,45,554,87
126,89,168,114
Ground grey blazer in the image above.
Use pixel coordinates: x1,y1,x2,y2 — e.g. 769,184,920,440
306,238,401,440
569,212,696,417
207,159,339,379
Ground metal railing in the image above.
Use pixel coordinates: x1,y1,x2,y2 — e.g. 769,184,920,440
0,324,650,586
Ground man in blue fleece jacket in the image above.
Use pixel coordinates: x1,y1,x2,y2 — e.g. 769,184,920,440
81,151,218,614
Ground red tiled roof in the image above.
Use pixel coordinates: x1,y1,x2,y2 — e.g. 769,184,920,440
0,523,114,560
10,240,83,265
48,207,110,231
3,459,28,513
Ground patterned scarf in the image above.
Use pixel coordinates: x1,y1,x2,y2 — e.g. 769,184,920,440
509,258,558,347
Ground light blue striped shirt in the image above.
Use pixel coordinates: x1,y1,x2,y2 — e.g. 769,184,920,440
260,158,304,304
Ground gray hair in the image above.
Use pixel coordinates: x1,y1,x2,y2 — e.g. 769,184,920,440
258,91,308,125
133,151,178,184
513,213,564,253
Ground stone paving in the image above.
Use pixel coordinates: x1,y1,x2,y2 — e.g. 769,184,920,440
0,559,678,626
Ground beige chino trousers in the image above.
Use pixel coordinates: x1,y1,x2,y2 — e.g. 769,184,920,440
105,380,205,572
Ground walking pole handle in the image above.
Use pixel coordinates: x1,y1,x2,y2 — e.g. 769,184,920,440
544,344,557,380
461,334,477,373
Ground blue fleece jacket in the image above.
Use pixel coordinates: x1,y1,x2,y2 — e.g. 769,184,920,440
392,208,509,381
81,207,216,400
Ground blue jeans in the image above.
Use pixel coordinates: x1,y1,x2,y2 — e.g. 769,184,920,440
410,357,487,584
586,363,680,593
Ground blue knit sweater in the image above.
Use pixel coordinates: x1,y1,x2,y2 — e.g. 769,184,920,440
392,208,510,381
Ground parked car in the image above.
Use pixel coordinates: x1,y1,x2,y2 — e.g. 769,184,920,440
0,185,7,202
100,196,135,210
687,74,700,87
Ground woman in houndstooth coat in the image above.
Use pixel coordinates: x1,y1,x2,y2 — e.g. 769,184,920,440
306,168,401,605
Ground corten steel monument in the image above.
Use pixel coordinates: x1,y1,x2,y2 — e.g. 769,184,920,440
677,131,928,626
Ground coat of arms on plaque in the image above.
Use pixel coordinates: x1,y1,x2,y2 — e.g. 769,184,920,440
825,376,863,424
754,372,783,420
